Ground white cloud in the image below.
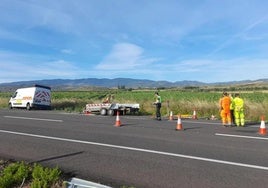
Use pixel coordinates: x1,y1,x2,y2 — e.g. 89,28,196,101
173,58,268,82
34,60,79,76
61,49,74,54
0,50,80,83
91,44,268,82
95,43,160,70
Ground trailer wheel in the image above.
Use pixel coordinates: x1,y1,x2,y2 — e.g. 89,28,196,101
107,109,115,116
100,108,107,115
26,103,31,110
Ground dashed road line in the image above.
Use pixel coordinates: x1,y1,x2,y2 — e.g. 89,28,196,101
215,133,268,140
4,116,63,122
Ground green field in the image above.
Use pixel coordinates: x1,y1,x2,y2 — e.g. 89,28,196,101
1,89,268,122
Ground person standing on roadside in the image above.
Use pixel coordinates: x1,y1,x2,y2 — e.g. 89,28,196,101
233,93,245,126
153,92,162,121
229,93,235,125
219,91,231,127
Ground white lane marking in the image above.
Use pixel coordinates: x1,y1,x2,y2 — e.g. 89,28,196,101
182,120,221,125
0,130,268,171
4,116,63,122
216,133,268,140
250,125,260,128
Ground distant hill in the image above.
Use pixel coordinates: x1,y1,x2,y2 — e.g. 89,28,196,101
0,78,268,92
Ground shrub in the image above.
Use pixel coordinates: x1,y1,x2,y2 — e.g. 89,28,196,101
0,161,62,188
31,163,61,188
0,161,29,188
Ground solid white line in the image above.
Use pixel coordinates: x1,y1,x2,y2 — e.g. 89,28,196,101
250,125,260,128
1,129,268,171
182,120,221,125
215,133,268,140
4,116,63,122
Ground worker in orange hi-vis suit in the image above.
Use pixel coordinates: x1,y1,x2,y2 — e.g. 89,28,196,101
219,91,232,127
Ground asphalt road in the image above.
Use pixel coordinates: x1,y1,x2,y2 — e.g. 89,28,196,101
0,109,268,188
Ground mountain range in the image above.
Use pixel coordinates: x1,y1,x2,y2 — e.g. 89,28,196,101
0,78,268,91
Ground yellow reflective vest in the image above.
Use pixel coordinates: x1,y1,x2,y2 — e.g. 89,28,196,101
233,97,244,111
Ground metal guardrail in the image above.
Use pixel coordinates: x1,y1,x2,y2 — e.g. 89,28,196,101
66,178,112,188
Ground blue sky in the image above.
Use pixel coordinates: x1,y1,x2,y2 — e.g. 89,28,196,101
1,0,268,84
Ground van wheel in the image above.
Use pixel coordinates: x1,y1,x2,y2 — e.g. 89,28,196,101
8,103,13,109
26,103,31,110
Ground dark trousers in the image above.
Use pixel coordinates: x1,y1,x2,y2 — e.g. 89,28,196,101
230,110,235,124
156,103,161,120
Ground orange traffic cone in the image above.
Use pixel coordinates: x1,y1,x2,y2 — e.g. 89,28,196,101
176,114,183,131
85,110,91,115
259,116,266,135
114,111,122,127
169,111,173,121
192,109,197,120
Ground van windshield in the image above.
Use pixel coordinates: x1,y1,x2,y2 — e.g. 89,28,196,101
12,92,17,98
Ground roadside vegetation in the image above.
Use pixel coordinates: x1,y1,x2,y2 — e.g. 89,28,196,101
0,159,65,188
0,86,268,122
0,159,136,188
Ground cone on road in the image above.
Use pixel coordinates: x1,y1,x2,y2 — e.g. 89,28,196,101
114,111,122,127
169,111,174,121
192,109,197,120
85,110,91,115
259,116,266,135
176,114,183,131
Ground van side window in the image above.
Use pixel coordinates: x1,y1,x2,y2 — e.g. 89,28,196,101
12,92,17,98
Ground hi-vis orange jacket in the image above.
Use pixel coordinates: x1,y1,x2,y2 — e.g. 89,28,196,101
219,96,231,113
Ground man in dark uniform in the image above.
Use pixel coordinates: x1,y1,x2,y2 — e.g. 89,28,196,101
154,92,162,120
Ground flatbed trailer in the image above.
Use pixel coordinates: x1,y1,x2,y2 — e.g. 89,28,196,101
85,103,140,115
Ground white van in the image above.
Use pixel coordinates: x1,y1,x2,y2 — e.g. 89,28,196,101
9,85,51,110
